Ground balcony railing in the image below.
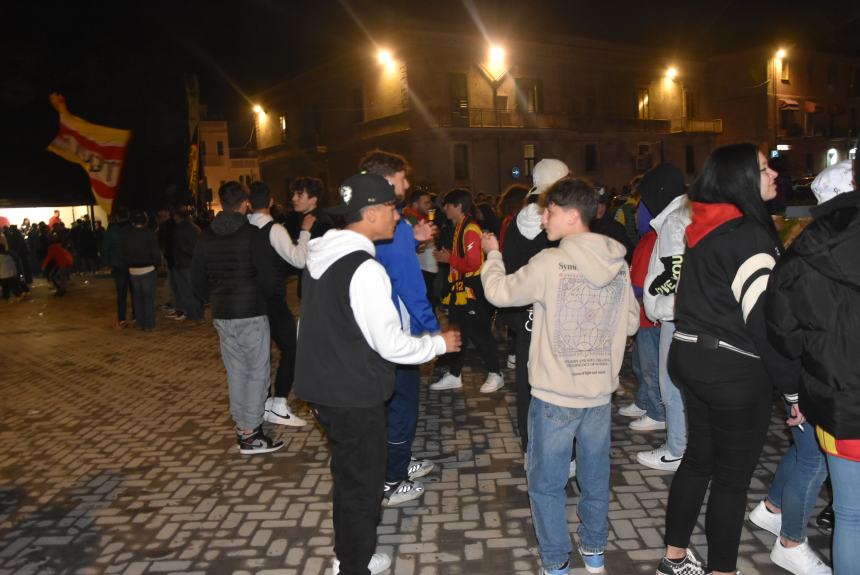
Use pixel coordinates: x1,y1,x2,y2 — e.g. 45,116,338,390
669,118,724,134
440,108,570,129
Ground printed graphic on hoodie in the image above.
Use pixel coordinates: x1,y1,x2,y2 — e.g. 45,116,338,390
554,264,626,377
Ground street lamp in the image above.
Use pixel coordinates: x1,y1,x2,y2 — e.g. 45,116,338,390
771,48,787,153
253,104,266,118
665,66,678,81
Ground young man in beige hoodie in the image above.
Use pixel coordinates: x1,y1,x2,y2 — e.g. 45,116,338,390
481,178,639,575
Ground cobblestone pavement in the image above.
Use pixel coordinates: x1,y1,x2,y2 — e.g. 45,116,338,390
0,275,832,574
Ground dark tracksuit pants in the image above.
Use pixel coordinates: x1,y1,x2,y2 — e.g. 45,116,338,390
386,365,420,483
111,266,133,322
266,298,297,399
312,403,386,575
664,340,772,573
446,302,500,377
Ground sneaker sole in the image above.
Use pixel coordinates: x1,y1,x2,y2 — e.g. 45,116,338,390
408,464,435,480
629,423,667,431
430,383,463,391
636,453,681,471
238,443,284,455
480,383,503,393
265,411,307,427
383,490,424,506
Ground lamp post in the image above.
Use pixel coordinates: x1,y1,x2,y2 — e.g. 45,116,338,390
478,43,510,194
772,48,786,155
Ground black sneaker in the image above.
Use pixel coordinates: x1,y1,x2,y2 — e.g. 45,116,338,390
237,427,284,455
816,504,834,531
656,549,706,575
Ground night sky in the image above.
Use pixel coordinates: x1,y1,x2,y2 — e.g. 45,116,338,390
2,0,859,209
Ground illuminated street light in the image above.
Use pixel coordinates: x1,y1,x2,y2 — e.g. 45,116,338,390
253,104,265,116
489,44,505,67
665,66,678,80
377,49,393,66
776,48,786,59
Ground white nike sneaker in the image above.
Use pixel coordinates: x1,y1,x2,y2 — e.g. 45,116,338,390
332,552,392,574
430,372,462,391
636,446,682,471
480,372,504,393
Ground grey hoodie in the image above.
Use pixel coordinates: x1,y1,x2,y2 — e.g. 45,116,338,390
482,232,640,408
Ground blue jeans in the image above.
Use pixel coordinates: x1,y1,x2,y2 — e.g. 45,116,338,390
827,453,860,575
527,397,610,571
632,326,664,422
659,321,686,457
386,365,420,483
129,270,157,329
766,405,827,543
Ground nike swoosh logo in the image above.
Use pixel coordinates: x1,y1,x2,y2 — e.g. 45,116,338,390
661,456,682,463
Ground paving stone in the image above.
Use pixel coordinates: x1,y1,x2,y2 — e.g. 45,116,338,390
0,277,831,574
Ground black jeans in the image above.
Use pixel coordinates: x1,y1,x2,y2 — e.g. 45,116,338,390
266,298,297,399
312,403,386,575
445,302,500,377
112,266,133,322
664,340,772,573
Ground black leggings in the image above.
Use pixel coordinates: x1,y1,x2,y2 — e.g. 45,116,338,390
664,340,772,573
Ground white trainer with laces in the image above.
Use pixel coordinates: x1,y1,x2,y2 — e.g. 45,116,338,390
264,397,307,427
407,458,435,480
629,414,666,431
749,499,782,537
618,403,647,417
506,354,516,368
636,446,682,471
770,538,831,575
332,552,392,574
430,372,462,391
480,372,504,393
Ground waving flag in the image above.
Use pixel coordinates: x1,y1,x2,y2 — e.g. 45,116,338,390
47,93,131,213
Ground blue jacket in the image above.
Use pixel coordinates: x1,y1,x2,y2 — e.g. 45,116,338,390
375,218,440,335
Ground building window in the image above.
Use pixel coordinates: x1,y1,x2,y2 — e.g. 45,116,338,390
781,58,791,83
515,78,544,113
685,145,695,174
200,140,206,156
217,141,224,156
279,115,287,142
453,143,469,180
523,144,536,177
584,144,598,173
683,90,697,118
850,68,860,98
637,88,650,119
449,73,469,127
352,88,364,124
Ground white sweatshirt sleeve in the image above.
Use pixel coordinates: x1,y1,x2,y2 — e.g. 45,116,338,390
269,225,310,268
349,260,446,364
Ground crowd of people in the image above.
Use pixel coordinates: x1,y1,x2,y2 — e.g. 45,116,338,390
6,139,858,575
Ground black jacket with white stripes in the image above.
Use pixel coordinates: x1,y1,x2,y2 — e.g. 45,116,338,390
675,215,798,399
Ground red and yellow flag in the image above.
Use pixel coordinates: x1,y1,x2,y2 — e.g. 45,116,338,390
47,93,131,214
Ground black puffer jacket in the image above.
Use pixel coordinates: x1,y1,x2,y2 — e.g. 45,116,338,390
766,190,860,438
191,211,274,320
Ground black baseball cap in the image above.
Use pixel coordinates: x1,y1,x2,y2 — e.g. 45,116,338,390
325,173,396,216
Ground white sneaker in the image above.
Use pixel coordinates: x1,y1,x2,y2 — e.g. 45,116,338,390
332,552,392,574
383,479,424,506
618,403,647,417
636,446,682,471
629,415,666,431
430,372,462,391
407,458,435,480
770,538,831,575
480,372,504,393
749,499,782,536
506,354,516,368
569,459,577,479
265,397,307,427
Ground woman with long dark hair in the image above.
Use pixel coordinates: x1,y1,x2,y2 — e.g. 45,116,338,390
655,143,799,575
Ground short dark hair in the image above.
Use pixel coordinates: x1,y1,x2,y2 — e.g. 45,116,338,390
289,177,326,202
497,184,529,217
543,178,598,226
113,206,130,223
130,210,149,226
689,143,780,247
219,181,248,211
408,188,430,205
248,181,271,210
358,149,410,177
442,188,473,215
